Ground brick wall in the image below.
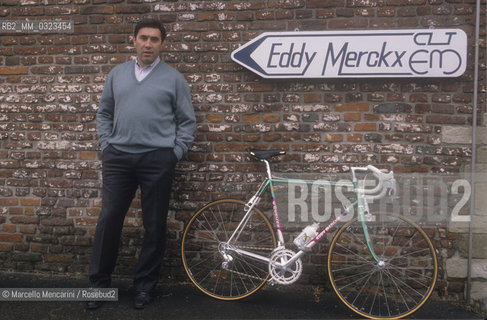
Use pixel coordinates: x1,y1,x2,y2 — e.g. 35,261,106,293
0,0,485,302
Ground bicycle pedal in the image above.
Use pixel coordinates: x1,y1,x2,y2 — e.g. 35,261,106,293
267,279,277,286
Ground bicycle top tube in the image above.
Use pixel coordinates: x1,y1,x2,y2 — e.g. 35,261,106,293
247,148,396,199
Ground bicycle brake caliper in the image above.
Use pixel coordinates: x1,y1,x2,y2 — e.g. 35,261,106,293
245,195,261,212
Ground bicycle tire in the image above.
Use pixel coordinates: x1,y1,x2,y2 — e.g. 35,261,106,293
328,212,438,319
181,199,277,300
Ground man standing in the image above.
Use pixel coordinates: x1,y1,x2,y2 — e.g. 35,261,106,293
87,18,196,310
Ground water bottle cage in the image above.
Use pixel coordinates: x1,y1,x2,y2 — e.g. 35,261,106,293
294,223,319,250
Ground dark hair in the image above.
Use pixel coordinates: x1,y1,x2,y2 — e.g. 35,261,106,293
134,18,167,42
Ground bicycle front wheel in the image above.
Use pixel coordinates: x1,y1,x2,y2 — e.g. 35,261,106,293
328,212,438,319
181,199,277,300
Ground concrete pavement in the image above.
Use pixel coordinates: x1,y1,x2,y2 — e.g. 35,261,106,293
0,271,485,320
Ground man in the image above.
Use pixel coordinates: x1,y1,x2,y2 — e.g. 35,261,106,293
87,18,196,310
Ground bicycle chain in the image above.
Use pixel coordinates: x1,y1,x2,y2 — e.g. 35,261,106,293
223,267,266,281
232,245,275,251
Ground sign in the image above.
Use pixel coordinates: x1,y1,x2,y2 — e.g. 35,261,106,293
231,29,467,79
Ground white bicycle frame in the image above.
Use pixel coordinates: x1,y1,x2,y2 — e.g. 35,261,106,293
223,159,397,275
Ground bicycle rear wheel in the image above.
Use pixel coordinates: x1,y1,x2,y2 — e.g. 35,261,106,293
181,199,277,300
328,212,437,319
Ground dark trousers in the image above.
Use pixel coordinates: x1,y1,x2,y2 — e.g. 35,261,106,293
89,145,177,292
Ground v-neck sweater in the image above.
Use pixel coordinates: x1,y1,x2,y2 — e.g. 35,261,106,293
97,59,195,160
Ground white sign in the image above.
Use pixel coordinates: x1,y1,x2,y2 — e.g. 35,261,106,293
231,29,467,78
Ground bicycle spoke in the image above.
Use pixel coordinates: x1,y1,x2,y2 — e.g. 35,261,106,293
182,200,276,300
384,268,430,299
388,247,432,261
330,262,371,274
383,269,415,308
187,255,219,277
379,271,391,317
334,268,377,286
197,214,221,243
332,242,377,265
351,269,375,307
329,212,437,319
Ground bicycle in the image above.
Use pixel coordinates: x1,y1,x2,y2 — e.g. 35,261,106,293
181,149,438,319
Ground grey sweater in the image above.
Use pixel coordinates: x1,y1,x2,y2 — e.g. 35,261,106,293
97,60,195,160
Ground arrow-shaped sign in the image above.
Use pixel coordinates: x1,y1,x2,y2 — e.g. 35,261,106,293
231,29,467,79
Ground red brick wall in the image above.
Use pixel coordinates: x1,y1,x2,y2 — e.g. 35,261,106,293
0,0,485,297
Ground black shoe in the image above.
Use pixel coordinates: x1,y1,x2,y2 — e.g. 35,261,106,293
134,291,154,309
86,300,104,310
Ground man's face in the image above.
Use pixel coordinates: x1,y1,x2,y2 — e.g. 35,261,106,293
133,27,163,68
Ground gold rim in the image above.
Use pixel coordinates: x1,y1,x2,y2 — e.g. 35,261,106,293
327,212,438,319
181,199,277,300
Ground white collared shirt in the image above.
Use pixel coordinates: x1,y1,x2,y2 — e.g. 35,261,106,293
134,57,161,81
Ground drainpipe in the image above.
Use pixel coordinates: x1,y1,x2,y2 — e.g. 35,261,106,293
466,0,481,305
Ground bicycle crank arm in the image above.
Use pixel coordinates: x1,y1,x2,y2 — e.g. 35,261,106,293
279,250,306,269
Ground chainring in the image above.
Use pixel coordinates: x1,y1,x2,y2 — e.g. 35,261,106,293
268,249,302,285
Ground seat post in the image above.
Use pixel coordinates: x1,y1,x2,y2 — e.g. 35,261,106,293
262,159,273,179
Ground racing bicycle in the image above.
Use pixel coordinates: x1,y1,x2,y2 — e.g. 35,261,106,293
181,149,438,319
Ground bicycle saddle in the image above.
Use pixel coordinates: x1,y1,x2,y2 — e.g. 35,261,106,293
247,149,286,160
